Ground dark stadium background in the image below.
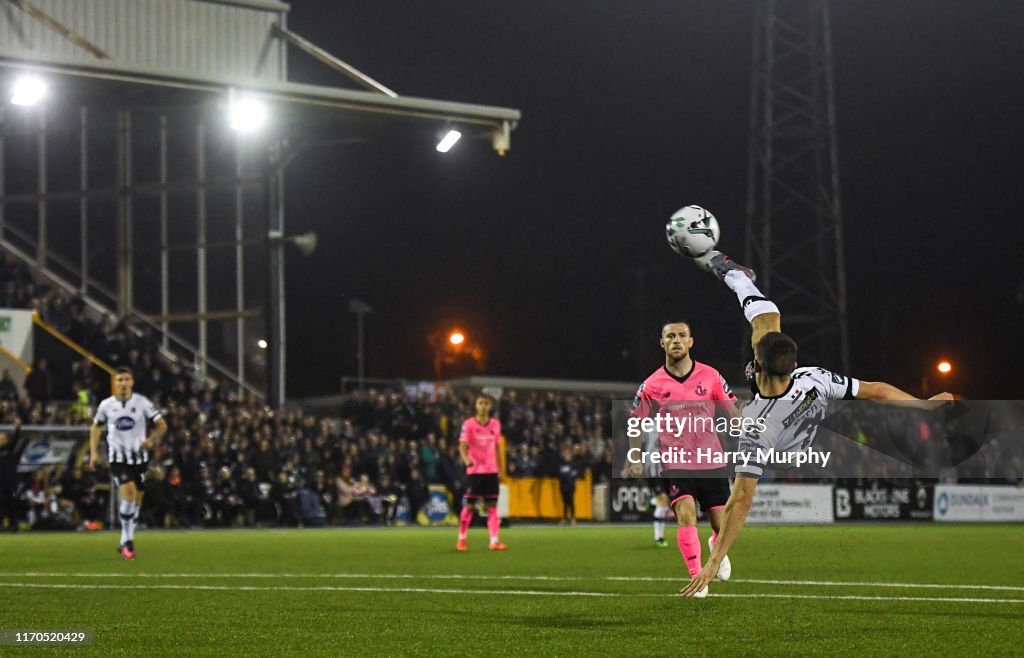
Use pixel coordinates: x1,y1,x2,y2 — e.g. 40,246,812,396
279,1,1024,399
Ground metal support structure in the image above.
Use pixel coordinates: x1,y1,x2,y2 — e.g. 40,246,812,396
347,299,372,391
0,2,519,406
159,114,169,351
196,122,208,380
266,143,286,408
115,109,131,316
35,108,46,266
234,138,246,399
745,0,849,372
79,106,87,292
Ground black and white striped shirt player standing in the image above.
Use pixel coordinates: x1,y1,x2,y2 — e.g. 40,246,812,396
89,367,167,560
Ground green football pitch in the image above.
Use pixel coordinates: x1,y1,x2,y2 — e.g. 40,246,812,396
1,524,1022,656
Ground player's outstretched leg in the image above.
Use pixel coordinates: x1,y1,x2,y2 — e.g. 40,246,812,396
694,250,781,352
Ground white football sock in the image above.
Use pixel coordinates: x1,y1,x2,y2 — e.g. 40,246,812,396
653,504,669,541
119,500,133,544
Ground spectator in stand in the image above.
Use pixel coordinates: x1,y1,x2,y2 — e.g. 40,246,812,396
0,369,19,402
272,470,300,526
142,465,171,529
214,466,243,526
23,359,51,403
0,425,26,530
557,443,581,526
405,467,428,522
508,443,537,477
438,443,466,509
334,464,356,524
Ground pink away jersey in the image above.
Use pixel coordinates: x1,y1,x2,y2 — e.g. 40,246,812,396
459,417,501,475
631,361,737,470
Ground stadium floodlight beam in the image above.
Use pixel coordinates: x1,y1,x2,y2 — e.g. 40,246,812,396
257,339,268,350
937,360,952,374
10,74,47,106
449,331,465,346
228,95,268,133
436,129,462,153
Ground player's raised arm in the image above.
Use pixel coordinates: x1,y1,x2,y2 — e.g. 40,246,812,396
856,381,954,409
680,474,758,597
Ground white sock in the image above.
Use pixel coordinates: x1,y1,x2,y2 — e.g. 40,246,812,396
723,270,779,324
119,500,133,544
127,502,140,541
724,269,762,302
653,504,669,541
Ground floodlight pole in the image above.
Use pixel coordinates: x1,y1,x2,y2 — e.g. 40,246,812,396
266,140,305,408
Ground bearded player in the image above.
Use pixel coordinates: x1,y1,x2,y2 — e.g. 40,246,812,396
627,320,740,597
456,393,507,551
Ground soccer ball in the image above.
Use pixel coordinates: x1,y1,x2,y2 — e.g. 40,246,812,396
665,205,720,257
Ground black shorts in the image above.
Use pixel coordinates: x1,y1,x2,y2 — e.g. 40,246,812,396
111,462,148,490
659,468,731,512
465,473,499,500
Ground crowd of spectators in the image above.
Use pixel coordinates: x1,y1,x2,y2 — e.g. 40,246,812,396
1,249,1018,533
0,384,616,532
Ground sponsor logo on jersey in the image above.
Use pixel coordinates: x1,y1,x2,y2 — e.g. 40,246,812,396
115,416,136,431
781,388,820,429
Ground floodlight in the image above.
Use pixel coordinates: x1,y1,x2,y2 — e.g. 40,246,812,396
229,96,268,133
436,129,462,153
10,75,47,106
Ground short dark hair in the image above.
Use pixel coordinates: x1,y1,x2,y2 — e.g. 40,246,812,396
476,392,495,404
660,319,692,336
115,366,133,376
755,332,798,377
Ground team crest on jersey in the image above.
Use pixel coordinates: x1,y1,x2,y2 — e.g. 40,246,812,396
695,383,707,396
115,417,136,431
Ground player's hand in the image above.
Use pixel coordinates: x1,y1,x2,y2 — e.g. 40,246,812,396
463,458,474,469
929,392,955,402
679,560,718,597
621,462,643,478
86,456,96,472
141,439,153,450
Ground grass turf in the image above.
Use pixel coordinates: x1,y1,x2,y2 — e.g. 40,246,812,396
0,524,1022,656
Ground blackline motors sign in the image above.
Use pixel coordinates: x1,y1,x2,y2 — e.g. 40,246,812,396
834,483,933,520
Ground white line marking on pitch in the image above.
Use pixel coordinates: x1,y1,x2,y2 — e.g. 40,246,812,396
2,572,1023,593
0,582,1022,604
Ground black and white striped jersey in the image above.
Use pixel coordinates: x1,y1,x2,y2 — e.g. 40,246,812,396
94,393,162,465
737,367,859,477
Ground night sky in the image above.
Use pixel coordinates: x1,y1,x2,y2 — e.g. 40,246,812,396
278,1,1024,399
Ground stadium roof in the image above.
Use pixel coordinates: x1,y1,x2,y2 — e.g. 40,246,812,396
0,0,520,151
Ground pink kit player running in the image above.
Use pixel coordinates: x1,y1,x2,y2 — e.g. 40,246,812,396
457,393,507,551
